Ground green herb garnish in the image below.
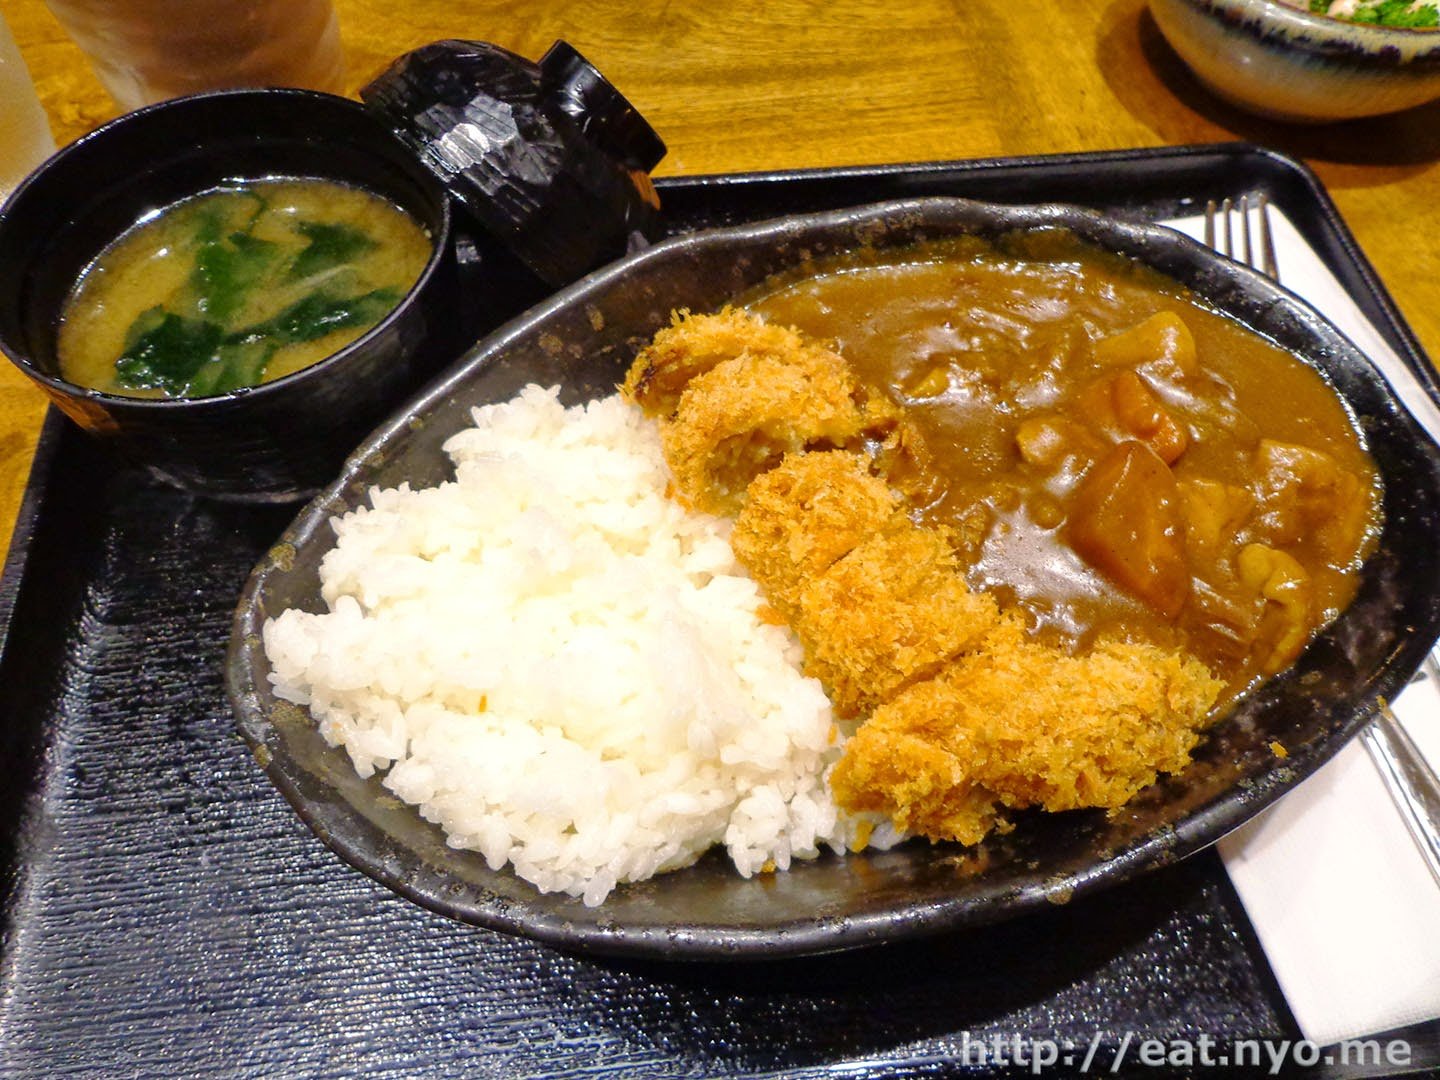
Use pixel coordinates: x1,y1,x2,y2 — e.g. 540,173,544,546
1309,0,1439,28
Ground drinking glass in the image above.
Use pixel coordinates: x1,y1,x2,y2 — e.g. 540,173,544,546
0,10,57,202
42,0,346,113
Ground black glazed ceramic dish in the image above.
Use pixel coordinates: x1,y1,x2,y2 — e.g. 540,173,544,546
0,89,464,502
227,196,1440,959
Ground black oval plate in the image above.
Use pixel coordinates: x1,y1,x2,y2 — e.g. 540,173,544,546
226,197,1440,960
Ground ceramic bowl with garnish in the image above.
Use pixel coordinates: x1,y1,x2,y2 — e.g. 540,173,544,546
1149,0,1440,122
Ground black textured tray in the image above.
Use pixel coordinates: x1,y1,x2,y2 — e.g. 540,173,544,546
0,144,1431,1078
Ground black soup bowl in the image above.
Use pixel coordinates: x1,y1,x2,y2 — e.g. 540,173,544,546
228,196,1440,959
0,89,461,502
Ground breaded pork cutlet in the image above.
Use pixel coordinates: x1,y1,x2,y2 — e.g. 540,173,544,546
795,528,1000,717
624,307,829,418
830,614,1222,841
730,451,902,621
731,451,999,715
623,309,898,513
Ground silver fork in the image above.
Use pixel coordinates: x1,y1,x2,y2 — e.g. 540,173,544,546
1204,194,1440,890
1205,194,1279,280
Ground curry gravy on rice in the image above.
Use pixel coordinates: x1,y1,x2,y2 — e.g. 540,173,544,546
623,232,1380,845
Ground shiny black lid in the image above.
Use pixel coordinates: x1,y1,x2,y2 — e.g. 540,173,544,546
538,41,667,173
361,39,665,288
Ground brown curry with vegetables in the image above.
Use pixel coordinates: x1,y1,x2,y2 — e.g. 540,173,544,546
745,234,1381,704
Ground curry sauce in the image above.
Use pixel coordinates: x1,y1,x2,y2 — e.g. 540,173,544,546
746,234,1382,702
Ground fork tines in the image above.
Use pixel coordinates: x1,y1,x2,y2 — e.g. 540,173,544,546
1204,193,1279,281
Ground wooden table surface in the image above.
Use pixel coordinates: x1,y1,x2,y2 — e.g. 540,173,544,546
4,0,1438,552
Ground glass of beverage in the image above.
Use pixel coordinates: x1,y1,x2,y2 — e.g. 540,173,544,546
0,10,57,202
42,0,346,113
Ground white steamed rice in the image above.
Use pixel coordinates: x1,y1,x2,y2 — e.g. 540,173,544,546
262,384,893,905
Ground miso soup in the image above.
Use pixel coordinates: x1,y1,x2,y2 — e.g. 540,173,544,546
57,178,432,399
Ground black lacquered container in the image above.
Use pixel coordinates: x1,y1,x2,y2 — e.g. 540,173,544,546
0,89,464,502
363,39,665,289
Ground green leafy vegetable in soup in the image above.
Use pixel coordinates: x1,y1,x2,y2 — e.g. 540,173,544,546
57,179,432,398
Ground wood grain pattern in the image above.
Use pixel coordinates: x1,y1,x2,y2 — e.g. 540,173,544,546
3,0,1437,552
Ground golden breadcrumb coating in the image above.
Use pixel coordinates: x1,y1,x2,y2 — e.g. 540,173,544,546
660,351,856,512
623,308,898,513
730,451,902,621
730,450,999,716
795,528,1000,717
830,614,1222,841
825,726,1005,846
659,348,896,514
624,307,828,418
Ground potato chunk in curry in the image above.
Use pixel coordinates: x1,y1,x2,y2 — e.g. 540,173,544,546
1067,440,1190,620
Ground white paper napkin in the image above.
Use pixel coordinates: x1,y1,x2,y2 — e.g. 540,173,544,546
1162,208,1440,1046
